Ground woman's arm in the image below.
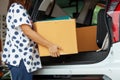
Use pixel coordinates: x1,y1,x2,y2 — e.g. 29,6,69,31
21,24,61,57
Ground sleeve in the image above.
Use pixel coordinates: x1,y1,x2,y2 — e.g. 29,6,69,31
12,4,32,29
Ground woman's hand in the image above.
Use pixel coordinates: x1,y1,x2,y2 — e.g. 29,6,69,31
48,44,62,57
21,24,62,57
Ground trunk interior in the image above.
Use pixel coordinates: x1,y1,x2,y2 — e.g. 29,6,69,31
30,0,111,66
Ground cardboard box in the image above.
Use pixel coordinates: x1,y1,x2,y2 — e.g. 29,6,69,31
76,26,99,52
34,19,99,56
34,19,78,57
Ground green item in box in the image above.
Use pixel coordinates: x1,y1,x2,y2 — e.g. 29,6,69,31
46,16,71,21
92,5,104,25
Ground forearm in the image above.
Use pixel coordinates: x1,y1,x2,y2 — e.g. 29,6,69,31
21,24,53,48
21,24,61,57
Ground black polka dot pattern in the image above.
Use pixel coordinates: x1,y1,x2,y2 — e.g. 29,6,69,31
2,3,41,73
16,9,20,13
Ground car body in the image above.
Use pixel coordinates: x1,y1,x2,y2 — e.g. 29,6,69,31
32,0,120,80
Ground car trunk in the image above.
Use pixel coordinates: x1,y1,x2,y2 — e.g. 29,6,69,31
30,0,112,66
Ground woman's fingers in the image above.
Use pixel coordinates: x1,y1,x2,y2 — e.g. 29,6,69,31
49,45,61,57
50,50,60,57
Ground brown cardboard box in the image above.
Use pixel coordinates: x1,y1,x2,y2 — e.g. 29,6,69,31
34,19,99,56
34,19,78,57
76,26,99,52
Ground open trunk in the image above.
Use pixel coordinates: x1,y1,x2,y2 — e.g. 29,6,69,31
30,0,112,66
